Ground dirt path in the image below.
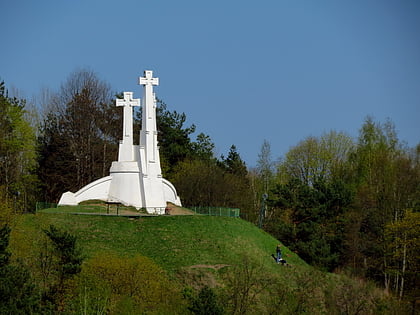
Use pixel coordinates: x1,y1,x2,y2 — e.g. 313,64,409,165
166,203,196,215
188,264,230,270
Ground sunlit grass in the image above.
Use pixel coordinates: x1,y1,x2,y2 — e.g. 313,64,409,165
11,211,306,274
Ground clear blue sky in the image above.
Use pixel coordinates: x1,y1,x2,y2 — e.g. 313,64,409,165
1,0,419,167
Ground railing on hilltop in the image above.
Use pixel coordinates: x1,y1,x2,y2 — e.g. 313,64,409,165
36,202,57,212
35,201,145,215
187,206,240,218
35,202,240,218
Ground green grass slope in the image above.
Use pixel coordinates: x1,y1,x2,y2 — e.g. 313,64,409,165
10,210,399,314
11,211,306,275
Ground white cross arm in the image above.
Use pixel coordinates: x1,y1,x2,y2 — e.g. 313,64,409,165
116,92,140,107
139,70,159,86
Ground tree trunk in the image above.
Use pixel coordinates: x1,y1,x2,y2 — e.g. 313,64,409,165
384,256,390,292
400,234,407,299
102,143,107,177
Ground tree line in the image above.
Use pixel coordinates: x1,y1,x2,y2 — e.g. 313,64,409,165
263,122,419,306
0,69,418,309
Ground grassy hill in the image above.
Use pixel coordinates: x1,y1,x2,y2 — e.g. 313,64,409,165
11,208,306,274
7,208,397,314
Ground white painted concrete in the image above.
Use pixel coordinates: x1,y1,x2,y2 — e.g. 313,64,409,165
58,71,181,214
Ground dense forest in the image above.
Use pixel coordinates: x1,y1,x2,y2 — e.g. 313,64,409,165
1,70,419,313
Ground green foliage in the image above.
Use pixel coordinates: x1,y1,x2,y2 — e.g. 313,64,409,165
0,80,39,212
43,225,84,280
347,117,419,291
283,269,326,314
151,98,196,175
192,132,215,160
267,178,353,271
137,98,218,178
172,158,253,213
0,188,15,226
329,278,390,314
0,224,40,314
270,117,419,304
256,140,276,188
70,253,187,314
0,225,11,268
37,70,117,201
188,286,224,315
37,112,76,201
0,264,40,314
9,212,403,314
279,131,354,186
385,209,420,301
40,225,84,312
221,145,248,178
222,255,272,314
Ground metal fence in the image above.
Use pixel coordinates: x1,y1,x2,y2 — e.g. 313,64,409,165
35,202,57,212
35,202,240,218
35,202,137,215
187,206,240,218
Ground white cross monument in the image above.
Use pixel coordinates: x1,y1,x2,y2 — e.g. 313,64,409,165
58,70,182,214
116,92,140,161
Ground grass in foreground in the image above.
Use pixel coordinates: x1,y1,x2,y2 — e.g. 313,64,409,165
11,211,305,274
8,211,400,314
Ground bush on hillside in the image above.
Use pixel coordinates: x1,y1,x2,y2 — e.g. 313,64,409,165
68,253,187,314
0,224,40,314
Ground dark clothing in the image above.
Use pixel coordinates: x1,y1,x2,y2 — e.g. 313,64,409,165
276,245,282,263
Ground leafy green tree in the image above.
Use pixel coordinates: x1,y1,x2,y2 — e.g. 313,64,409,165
171,159,228,207
42,225,84,311
172,153,253,213
267,178,352,270
0,224,11,267
223,256,271,315
0,80,38,212
43,225,83,281
220,145,253,218
149,99,196,176
256,139,275,192
266,131,355,270
192,132,215,161
136,97,218,178
247,140,276,224
279,131,353,186
188,286,224,315
347,117,419,288
38,70,118,201
221,145,248,177
0,225,40,314
37,112,76,201
0,263,40,314
385,209,420,302
72,253,186,314
0,189,14,227
136,98,215,177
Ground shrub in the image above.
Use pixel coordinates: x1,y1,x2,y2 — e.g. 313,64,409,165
71,253,187,314
188,286,224,315
0,224,40,314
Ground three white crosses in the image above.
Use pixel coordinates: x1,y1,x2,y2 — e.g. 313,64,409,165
58,70,182,213
116,71,159,164
111,70,181,212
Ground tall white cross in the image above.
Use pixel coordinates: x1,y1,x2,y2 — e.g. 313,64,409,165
116,92,140,144
138,70,160,165
139,70,159,87
139,70,159,119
